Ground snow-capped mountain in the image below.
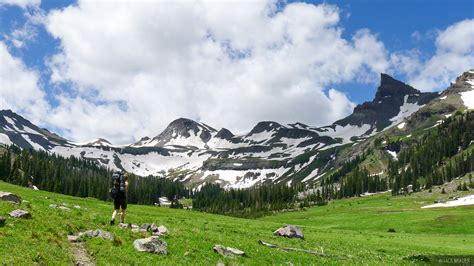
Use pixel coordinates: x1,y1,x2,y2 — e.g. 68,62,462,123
2,71,471,188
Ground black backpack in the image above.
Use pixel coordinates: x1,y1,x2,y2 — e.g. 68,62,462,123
110,172,125,199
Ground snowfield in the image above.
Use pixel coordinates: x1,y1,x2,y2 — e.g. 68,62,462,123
460,90,474,109
421,195,474,208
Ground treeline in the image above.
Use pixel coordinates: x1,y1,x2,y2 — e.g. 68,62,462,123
0,145,189,205
192,183,303,218
388,111,474,195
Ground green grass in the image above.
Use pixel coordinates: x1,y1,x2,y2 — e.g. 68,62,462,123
0,181,473,265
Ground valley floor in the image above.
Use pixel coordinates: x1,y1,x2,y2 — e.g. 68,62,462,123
0,181,473,265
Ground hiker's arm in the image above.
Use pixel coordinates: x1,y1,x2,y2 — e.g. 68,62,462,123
125,181,129,193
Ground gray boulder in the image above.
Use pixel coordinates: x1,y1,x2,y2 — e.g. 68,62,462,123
0,191,21,204
213,245,245,257
140,223,151,231
118,223,129,229
149,223,159,232
79,229,113,240
133,236,167,255
67,235,80,242
9,209,31,219
0,216,6,226
273,225,304,239
153,225,168,236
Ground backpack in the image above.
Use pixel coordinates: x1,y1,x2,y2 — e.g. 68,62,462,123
110,172,126,199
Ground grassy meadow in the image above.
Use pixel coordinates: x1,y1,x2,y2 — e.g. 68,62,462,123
0,180,473,265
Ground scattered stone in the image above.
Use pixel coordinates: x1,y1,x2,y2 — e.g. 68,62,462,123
79,229,113,240
131,224,139,229
0,216,6,226
149,223,159,233
273,225,304,239
68,235,80,242
118,223,129,229
140,223,151,231
387,228,396,233
139,228,148,233
9,209,31,219
216,262,225,266
133,236,167,255
62,203,69,206
49,204,58,208
213,245,245,257
58,206,71,211
156,225,168,235
74,205,81,209
132,228,140,233
0,191,21,204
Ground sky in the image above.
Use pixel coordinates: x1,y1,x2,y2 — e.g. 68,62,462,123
0,0,473,144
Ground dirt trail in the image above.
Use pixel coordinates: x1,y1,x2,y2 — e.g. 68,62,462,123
71,242,95,266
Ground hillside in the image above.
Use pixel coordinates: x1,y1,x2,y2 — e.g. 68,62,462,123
0,181,473,264
3,71,472,189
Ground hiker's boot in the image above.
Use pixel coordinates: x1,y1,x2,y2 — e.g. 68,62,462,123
110,219,115,226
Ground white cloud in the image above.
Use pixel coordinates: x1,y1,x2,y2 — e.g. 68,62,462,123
400,19,474,91
0,41,49,121
0,0,40,9
41,0,390,144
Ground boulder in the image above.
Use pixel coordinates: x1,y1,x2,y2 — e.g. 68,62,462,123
149,223,159,233
157,225,168,235
118,223,129,229
273,225,304,239
132,228,140,233
213,245,245,257
140,223,151,231
9,209,31,219
79,229,113,240
0,191,21,204
68,235,80,242
133,236,167,255
131,224,139,229
0,216,6,226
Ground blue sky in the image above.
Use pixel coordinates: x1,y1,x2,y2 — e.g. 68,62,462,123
0,0,473,143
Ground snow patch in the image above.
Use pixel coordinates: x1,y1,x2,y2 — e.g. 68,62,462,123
389,95,424,127
318,124,372,144
0,134,12,145
421,195,474,208
460,90,474,109
439,96,447,100
387,150,397,160
397,122,406,129
302,168,319,182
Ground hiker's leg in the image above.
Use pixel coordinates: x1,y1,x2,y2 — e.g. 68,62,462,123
111,209,118,220
121,209,126,223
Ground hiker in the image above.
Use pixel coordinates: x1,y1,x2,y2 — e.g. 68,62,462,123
110,171,129,225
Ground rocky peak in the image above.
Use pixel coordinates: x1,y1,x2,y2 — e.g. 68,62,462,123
445,69,474,94
86,138,112,147
215,128,234,140
375,73,420,100
248,121,283,135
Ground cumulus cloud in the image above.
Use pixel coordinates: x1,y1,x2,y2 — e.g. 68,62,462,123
0,0,40,9
0,41,49,121
395,19,474,91
41,0,390,144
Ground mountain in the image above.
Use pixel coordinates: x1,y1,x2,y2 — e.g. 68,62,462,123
1,71,472,188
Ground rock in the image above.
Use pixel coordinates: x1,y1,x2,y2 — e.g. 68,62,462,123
132,228,140,233
139,228,148,233
157,225,168,235
49,204,58,208
273,225,304,239
213,245,245,257
79,229,113,240
149,223,159,232
0,216,6,226
68,235,80,242
0,191,21,204
58,206,71,211
133,236,167,255
118,223,129,229
74,205,81,209
140,223,151,231
131,224,139,229
9,209,31,219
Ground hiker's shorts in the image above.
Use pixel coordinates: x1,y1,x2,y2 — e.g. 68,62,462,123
114,197,127,210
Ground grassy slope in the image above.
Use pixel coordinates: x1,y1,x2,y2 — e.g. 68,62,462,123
0,181,473,265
